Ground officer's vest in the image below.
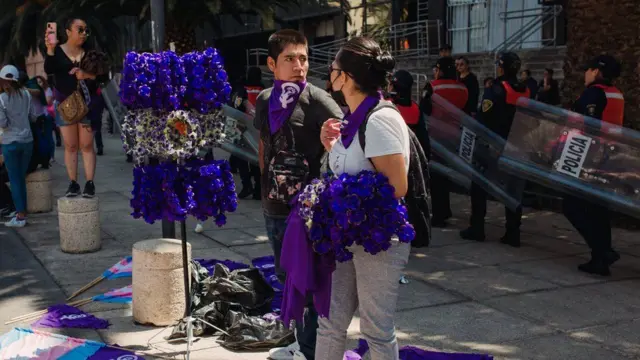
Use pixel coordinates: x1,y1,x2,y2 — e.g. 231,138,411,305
591,84,624,126
501,81,530,105
431,79,468,110
396,101,421,125
245,86,263,106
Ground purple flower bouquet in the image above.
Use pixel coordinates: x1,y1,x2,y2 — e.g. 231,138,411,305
296,171,415,262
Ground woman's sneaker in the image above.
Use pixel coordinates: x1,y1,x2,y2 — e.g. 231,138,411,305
194,223,204,233
5,216,26,228
82,181,95,198
66,181,81,197
268,341,301,360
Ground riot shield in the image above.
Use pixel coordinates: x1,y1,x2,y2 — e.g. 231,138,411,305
499,98,640,219
221,104,259,164
427,94,525,211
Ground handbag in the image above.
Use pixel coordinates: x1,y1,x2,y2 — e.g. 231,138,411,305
58,80,91,124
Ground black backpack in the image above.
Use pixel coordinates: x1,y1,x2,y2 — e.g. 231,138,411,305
358,101,432,248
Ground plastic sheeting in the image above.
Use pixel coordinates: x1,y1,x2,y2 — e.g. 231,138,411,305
169,262,294,351
427,94,525,210
500,98,640,219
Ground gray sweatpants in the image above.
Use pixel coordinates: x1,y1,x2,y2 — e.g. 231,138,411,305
315,240,411,360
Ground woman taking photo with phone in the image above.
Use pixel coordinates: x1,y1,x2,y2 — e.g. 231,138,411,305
317,37,411,360
0,65,39,228
44,17,101,198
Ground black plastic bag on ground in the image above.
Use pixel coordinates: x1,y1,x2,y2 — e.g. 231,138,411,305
218,310,294,352
169,262,278,341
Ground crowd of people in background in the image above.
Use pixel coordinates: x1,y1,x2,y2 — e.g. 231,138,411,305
0,16,108,228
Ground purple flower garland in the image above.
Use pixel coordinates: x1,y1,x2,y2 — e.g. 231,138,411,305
296,171,415,262
131,158,237,225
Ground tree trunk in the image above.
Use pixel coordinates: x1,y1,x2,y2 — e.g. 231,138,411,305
163,18,197,55
562,0,640,129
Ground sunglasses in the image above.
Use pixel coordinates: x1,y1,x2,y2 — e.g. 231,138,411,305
76,26,90,36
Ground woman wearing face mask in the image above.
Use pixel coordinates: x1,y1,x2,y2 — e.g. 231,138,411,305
318,37,410,360
44,17,101,198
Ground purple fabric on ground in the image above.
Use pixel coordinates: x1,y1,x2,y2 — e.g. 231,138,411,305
344,340,494,360
88,345,145,359
32,305,110,329
195,258,249,276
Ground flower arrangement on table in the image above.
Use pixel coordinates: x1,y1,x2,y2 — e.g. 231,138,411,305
119,48,237,226
295,171,416,262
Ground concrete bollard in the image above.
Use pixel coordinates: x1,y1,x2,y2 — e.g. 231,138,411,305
25,169,53,213
58,197,101,253
132,239,191,326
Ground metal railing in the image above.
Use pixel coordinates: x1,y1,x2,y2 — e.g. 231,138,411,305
490,4,563,76
492,4,563,54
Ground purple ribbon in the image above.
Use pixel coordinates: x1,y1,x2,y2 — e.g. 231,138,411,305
340,95,381,148
268,80,307,135
280,202,335,326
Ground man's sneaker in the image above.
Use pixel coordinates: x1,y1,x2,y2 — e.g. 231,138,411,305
66,181,81,197
268,341,300,360
194,223,204,233
82,181,95,198
5,217,26,228
3,210,17,219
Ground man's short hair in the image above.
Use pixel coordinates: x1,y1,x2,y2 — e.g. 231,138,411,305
545,68,554,76
267,29,308,62
456,56,469,65
521,69,531,77
440,44,452,52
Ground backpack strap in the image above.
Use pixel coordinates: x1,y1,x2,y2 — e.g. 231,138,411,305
358,100,400,154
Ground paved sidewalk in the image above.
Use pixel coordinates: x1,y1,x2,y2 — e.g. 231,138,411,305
2,134,640,359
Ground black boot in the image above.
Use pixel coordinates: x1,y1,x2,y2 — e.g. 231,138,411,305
431,217,448,228
460,226,485,242
578,257,611,276
238,185,254,199
500,230,521,248
605,250,620,267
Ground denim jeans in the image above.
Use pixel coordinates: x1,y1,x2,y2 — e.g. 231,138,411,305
2,142,33,213
264,214,318,360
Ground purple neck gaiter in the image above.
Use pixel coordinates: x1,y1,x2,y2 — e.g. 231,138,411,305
268,80,307,135
340,95,380,148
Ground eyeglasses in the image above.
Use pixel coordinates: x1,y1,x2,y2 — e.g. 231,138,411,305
328,66,342,75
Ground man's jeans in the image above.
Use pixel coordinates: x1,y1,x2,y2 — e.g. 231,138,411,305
264,214,318,360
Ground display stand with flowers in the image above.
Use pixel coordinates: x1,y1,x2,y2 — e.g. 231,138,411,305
118,48,237,357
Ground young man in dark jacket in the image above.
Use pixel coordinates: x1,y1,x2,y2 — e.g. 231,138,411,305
254,29,343,360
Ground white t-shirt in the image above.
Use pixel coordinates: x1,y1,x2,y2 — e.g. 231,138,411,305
329,107,410,176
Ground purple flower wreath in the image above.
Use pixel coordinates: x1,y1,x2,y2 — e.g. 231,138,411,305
120,48,237,226
131,158,237,225
296,171,415,262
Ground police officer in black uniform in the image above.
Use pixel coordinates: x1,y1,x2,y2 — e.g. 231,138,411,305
460,52,529,247
563,55,623,276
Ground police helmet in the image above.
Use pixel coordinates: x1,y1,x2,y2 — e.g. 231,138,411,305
496,52,522,75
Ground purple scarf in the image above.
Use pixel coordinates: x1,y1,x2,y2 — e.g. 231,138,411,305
268,80,307,134
280,202,335,326
32,304,110,329
340,95,381,148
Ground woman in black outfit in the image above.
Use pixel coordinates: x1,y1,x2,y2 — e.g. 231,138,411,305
44,17,101,198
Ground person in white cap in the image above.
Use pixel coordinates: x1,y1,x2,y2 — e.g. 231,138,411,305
0,65,39,227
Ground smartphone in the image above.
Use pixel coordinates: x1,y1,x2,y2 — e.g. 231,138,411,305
46,22,57,44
